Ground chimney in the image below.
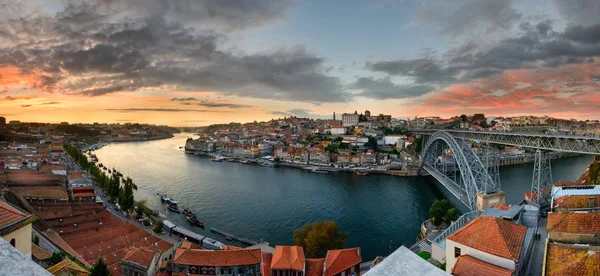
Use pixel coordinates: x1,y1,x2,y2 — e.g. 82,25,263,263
588,196,596,208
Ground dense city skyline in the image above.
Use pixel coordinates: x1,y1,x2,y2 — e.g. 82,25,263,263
1,0,600,126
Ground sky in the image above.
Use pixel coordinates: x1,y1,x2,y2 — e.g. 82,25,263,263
0,0,599,126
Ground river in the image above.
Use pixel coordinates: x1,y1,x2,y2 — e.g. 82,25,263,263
94,133,594,260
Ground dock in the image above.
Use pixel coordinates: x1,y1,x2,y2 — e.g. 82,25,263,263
210,227,258,245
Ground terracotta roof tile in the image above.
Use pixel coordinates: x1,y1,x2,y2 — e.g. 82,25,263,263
271,245,305,271
0,199,28,229
261,252,273,276
31,243,52,260
452,255,514,276
306,258,325,276
547,212,600,233
324,248,361,276
47,258,90,276
122,247,157,267
174,248,262,267
545,243,600,276
553,195,600,209
447,216,527,260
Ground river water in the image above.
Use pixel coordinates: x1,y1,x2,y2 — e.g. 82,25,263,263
94,133,594,260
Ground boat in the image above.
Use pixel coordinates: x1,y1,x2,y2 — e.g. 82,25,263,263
225,235,234,241
183,211,205,228
167,203,180,213
211,155,225,162
311,168,329,174
355,171,369,176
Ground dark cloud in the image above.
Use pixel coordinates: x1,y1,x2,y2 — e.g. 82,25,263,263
366,21,600,91
171,97,198,101
419,0,521,36
105,108,228,113
194,102,252,109
39,101,61,105
351,77,436,99
554,0,600,26
0,1,346,102
20,104,31,107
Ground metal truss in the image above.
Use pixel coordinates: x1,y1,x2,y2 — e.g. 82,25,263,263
413,129,600,155
531,150,552,205
419,131,500,210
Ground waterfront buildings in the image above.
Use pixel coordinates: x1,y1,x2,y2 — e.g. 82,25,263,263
173,242,262,275
270,245,305,276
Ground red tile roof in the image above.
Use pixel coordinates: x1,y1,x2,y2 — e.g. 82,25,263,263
306,258,325,276
174,248,262,267
493,204,511,211
447,216,527,260
261,252,273,276
547,212,600,233
0,199,28,229
452,255,514,276
324,248,361,276
553,195,600,209
271,245,305,271
32,243,52,260
122,247,157,267
545,243,600,276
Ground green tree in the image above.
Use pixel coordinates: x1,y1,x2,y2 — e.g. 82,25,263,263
460,114,468,122
325,144,339,153
444,208,460,223
33,235,39,245
429,199,453,226
49,250,67,266
414,137,424,153
90,258,112,276
294,221,349,258
153,221,164,233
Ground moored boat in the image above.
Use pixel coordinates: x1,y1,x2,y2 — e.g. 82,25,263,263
167,203,180,213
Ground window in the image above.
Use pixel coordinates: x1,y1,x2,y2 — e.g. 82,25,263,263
10,238,15,247
454,247,461,258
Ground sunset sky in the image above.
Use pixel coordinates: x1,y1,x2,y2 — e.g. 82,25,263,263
0,0,599,126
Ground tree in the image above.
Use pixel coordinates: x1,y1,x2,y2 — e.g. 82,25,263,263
460,114,468,122
294,221,349,258
90,258,112,276
153,221,164,233
49,250,67,266
472,113,486,122
414,137,424,153
444,208,460,223
33,235,39,245
429,199,455,226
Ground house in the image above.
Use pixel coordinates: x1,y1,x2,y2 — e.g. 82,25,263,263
323,248,361,276
270,245,305,276
445,216,527,275
451,255,514,276
329,126,346,135
543,242,600,276
305,258,325,276
0,199,35,258
382,135,407,146
365,246,450,276
120,247,160,276
546,212,600,244
173,246,262,275
47,258,90,276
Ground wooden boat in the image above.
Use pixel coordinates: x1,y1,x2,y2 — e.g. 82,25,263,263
167,203,180,213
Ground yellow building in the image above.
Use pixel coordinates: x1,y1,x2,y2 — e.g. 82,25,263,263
0,199,36,258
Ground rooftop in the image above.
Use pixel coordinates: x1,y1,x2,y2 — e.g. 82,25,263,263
174,248,262,267
0,199,34,236
547,212,600,233
305,258,325,276
32,243,52,260
364,246,450,276
545,243,600,276
47,258,90,276
122,247,157,267
324,247,361,276
447,216,527,260
271,245,305,271
452,255,514,276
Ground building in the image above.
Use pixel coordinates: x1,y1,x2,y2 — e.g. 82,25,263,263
329,126,346,135
544,242,600,275
0,199,35,258
452,255,513,276
270,245,305,276
546,212,600,244
323,248,361,276
121,247,160,276
445,216,527,275
47,258,90,276
341,112,359,127
0,116,5,126
383,134,407,146
32,243,52,268
173,244,262,275
9,120,20,126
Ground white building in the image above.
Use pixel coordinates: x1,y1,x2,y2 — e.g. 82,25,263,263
383,134,407,146
342,113,359,127
329,126,346,135
445,216,528,275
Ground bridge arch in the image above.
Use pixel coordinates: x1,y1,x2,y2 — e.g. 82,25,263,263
419,131,499,210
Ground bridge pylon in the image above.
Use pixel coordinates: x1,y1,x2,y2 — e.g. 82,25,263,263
530,150,552,205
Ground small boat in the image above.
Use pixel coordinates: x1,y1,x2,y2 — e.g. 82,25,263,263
225,235,234,241
167,203,180,213
311,168,329,174
185,214,205,228
355,171,369,176
210,227,217,233
211,156,225,162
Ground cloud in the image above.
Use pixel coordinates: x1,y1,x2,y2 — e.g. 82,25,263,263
0,1,346,103
419,0,521,36
20,104,31,107
351,77,435,99
554,0,600,26
39,101,60,105
171,97,198,101
105,108,229,113
268,109,329,119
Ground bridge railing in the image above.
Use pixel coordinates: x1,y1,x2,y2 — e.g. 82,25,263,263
430,210,483,250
